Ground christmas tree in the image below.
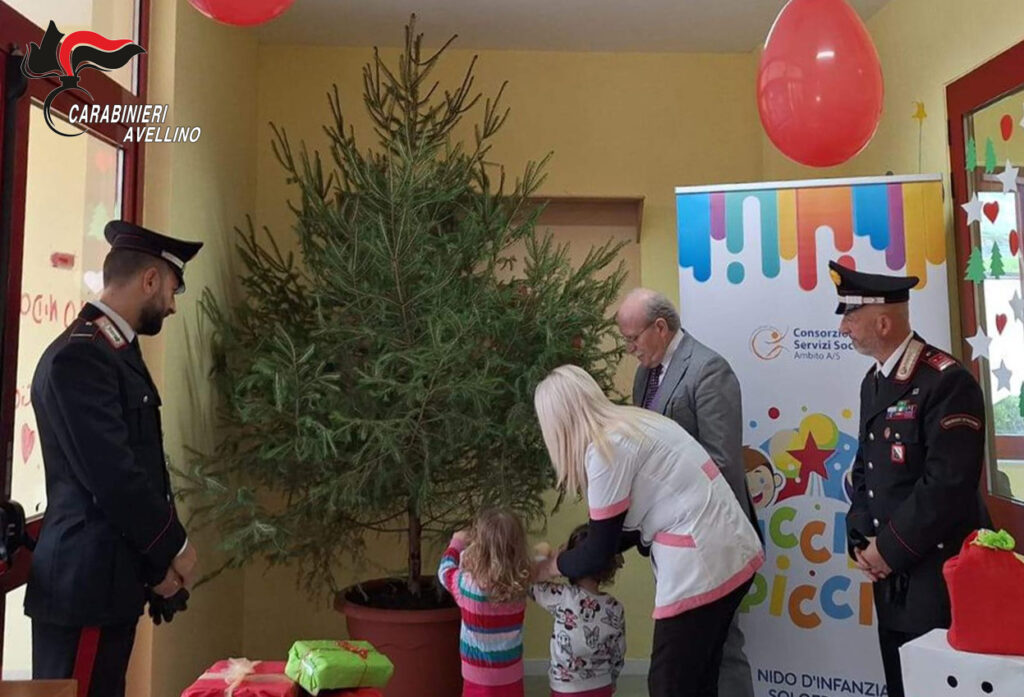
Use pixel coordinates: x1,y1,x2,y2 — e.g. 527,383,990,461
966,138,977,172
181,18,626,602
965,245,986,282
1019,383,1024,420
990,241,1005,278
985,138,998,174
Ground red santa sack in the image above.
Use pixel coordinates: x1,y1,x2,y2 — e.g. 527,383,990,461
943,529,1024,656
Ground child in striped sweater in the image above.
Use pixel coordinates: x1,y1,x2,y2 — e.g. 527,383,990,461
439,508,533,697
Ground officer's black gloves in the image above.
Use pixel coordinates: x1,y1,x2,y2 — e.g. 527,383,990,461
146,587,190,625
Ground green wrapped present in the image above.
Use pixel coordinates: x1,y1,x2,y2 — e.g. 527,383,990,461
285,640,394,695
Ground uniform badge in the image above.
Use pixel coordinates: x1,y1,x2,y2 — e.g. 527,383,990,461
886,401,917,420
891,443,906,464
940,414,982,431
895,340,924,382
94,316,126,349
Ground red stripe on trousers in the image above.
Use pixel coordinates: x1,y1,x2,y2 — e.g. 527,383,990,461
73,627,101,697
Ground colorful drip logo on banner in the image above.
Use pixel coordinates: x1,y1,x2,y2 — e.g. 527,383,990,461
677,182,945,290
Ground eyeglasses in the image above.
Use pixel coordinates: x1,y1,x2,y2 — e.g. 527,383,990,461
622,320,657,346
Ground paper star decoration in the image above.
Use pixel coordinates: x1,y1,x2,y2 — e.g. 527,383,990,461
966,328,992,361
961,194,983,225
997,160,1020,193
993,360,1013,392
912,102,927,122
1010,290,1023,324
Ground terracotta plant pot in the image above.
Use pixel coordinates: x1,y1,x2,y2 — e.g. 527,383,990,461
337,578,462,697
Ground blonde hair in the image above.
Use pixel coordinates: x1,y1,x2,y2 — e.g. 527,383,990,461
460,508,532,603
533,364,664,496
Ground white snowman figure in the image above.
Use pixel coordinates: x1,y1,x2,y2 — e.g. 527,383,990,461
901,629,1024,696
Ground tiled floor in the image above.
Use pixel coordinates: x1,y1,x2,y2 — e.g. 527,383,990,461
524,676,647,696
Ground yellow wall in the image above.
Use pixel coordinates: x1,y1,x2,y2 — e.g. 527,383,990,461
138,0,259,694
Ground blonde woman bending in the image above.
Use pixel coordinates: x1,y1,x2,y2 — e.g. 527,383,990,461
533,365,763,697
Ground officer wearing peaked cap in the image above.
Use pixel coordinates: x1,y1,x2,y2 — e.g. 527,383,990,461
28,221,202,696
830,260,990,697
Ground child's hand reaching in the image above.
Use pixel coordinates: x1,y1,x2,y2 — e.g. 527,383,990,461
452,529,471,546
532,551,561,582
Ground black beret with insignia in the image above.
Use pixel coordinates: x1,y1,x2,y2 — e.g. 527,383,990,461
104,220,203,294
828,260,919,315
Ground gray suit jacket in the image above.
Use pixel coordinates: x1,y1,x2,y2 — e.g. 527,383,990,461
633,332,753,520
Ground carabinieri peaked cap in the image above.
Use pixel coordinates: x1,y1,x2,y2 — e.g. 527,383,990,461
104,220,203,294
828,260,919,315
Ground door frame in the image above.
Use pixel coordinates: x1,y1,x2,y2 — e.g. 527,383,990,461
947,38,1024,537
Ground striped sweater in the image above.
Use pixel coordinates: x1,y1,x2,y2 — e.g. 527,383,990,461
438,537,526,692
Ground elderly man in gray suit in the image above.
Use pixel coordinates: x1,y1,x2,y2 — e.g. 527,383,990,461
617,287,756,697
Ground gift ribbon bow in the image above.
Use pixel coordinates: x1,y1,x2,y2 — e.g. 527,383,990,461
973,529,1016,551
338,641,370,660
300,642,373,687
197,657,293,697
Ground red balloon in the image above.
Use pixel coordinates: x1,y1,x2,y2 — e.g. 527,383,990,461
187,0,295,26
758,0,884,167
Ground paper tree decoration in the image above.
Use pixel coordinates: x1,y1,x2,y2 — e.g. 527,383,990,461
967,137,977,171
985,138,998,174
965,245,986,282
990,241,1005,278
1019,383,1024,420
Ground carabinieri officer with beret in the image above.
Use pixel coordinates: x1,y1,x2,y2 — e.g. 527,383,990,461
28,221,203,697
829,260,990,697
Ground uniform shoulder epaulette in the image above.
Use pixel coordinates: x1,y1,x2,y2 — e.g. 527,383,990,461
894,338,926,382
921,346,957,373
67,319,98,342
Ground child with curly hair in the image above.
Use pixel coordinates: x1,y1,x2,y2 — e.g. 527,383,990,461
439,508,533,697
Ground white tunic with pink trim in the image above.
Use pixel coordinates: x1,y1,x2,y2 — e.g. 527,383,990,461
586,418,763,619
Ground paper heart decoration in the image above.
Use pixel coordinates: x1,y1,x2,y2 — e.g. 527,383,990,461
21,424,35,464
996,314,1008,334
983,201,1000,224
1011,230,1020,257
1001,114,1014,141
84,271,104,294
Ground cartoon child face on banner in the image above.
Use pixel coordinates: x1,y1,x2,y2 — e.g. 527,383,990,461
744,446,784,511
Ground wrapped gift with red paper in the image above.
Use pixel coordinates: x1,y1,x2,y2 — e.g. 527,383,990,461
181,658,299,697
943,529,1024,656
316,690,383,697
